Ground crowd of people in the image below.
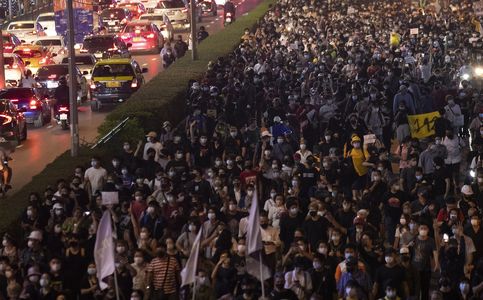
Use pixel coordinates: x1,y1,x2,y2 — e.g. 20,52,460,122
3,0,483,299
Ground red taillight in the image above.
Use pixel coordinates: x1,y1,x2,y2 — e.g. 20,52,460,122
121,34,130,40
0,115,12,125
39,57,47,64
135,29,141,34
146,33,155,38
10,99,18,103
5,46,12,50
29,99,38,110
59,106,69,112
48,74,57,79
90,83,96,89
108,46,118,51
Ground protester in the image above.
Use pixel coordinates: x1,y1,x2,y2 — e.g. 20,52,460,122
4,0,483,298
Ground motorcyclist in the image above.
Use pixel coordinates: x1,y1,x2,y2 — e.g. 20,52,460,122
53,76,70,111
0,143,15,192
224,0,235,21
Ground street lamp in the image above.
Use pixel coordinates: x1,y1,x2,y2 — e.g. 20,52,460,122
66,0,79,157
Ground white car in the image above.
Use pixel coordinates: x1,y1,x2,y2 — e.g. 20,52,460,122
153,0,189,26
36,13,57,36
3,53,27,87
6,21,47,44
33,36,67,64
139,13,174,40
62,53,97,81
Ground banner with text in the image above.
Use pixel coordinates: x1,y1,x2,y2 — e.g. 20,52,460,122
407,111,441,139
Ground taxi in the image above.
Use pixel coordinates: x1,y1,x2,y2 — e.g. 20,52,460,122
89,58,148,111
12,44,55,74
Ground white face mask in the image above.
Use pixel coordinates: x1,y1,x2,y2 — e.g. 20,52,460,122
229,204,237,211
87,268,96,275
39,279,49,287
385,256,394,264
270,192,276,199
419,229,428,237
237,245,246,253
318,247,328,255
247,190,254,197
207,213,216,220
188,225,196,232
300,144,306,150
290,207,298,214
147,207,155,214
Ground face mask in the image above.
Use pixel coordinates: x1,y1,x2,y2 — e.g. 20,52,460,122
386,290,397,298
345,253,353,260
26,209,33,217
27,240,34,248
247,190,254,197
472,219,479,226
291,180,298,187
332,235,340,242
290,207,298,214
230,132,237,138
39,279,49,287
140,232,148,239
5,271,12,278
353,142,361,148
87,268,96,275
176,153,184,160
318,247,328,255
135,196,143,201
478,177,483,183
147,207,155,214
121,169,128,175
385,256,394,264
123,145,130,151
116,246,125,254
300,144,306,150
270,192,277,199
188,224,196,232
208,213,216,220
1,240,7,247
419,229,428,237
237,245,246,253
460,283,470,294
30,275,39,283
200,138,207,144
313,262,321,269
229,204,237,211
167,196,174,203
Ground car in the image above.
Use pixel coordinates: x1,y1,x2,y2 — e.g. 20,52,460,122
33,36,67,64
34,64,89,102
81,34,131,60
36,12,57,36
3,53,27,88
94,0,115,12
99,7,132,33
0,99,27,143
89,58,148,111
0,88,51,128
153,0,189,26
200,0,217,16
62,54,97,81
116,2,147,19
139,13,174,40
6,21,46,44
2,32,22,54
120,21,165,53
13,44,55,75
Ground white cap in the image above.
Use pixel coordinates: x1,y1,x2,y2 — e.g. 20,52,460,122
28,230,43,241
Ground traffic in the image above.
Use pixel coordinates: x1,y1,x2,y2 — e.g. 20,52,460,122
1,0,236,144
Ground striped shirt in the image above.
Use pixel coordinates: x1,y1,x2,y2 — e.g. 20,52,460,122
147,256,180,293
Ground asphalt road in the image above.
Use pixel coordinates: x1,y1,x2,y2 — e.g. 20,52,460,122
9,0,261,194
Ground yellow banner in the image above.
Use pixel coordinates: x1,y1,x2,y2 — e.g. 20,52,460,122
407,111,441,139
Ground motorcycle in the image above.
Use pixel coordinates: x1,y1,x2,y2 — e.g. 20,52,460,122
224,12,233,26
55,106,70,130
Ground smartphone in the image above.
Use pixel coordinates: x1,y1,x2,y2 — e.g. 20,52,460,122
443,233,449,243
84,211,91,216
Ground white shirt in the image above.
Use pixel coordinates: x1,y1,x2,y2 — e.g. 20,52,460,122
21,77,36,88
143,141,162,162
84,167,107,195
284,270,312,299
442,136,462,164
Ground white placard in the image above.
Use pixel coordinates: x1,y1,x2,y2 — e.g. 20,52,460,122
364,134,376,144
101,191,119,206
410,28,419,35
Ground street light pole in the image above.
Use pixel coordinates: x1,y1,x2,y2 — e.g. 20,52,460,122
190,0,198,60
66,0,79,157
0,22,6,90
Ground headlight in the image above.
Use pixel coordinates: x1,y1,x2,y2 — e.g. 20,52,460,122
462,73,470,80
475,67,483,77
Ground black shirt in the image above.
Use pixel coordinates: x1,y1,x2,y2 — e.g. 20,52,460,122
374,265,406,298
269,288,298,300
303,217,330,251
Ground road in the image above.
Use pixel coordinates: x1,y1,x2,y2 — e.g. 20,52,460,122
9,0,261,194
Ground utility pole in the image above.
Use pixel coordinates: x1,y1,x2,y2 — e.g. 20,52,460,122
0,19,5,90
190,0,198,60
8,0,12,19
66,0,79,157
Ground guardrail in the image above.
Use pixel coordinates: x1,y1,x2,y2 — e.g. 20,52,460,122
2,1,53,27
91,116,130,149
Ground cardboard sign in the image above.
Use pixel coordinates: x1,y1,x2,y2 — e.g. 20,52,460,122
410,28,419,35
364,134,377,144
475,1,483,16
101,191,119,206
347,6,356,14
407,111,441,139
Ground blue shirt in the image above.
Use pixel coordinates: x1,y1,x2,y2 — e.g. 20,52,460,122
337,270,372,300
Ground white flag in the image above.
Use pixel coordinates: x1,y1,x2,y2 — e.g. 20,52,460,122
94,210,116,290
245,191,271,280
180,227,203,287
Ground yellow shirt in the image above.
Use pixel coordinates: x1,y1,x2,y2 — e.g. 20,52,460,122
390,32,400,47
348,148,368,176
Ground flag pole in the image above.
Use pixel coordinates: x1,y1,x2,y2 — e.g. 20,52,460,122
192,279,197,300
109,211,121,300
259,251,265,299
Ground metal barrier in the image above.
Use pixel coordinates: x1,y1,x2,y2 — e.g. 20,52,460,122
90,117,130,149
